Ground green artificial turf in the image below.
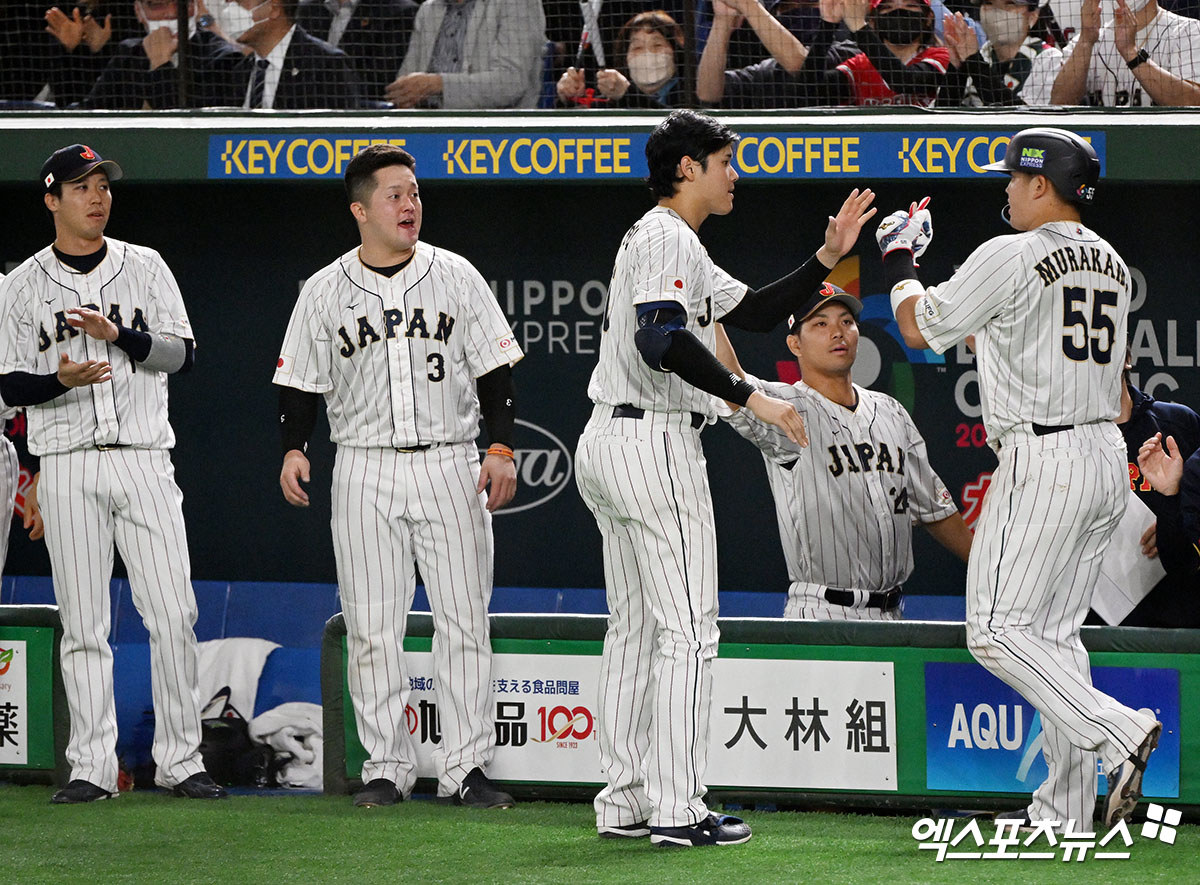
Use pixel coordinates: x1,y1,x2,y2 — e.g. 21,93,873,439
2,785,1195,884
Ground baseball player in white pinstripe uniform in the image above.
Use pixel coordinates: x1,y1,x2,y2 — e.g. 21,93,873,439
274,144,522,810
882,128,1161,829
0,272,19,572
715,286,972,620
576,110,876,847
0,144,224,803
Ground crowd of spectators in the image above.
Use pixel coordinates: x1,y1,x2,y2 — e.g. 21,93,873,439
0,0,1196,110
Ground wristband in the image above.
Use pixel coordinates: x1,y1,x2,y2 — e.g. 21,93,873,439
1127,49,1150,70
890,278,926,316
486,444,515,460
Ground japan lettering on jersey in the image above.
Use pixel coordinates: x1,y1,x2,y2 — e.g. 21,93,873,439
587,206,746,416
836,46,949,106
273,245,523,448
728,376,956,592
914,222,1129,440
0,240,192,455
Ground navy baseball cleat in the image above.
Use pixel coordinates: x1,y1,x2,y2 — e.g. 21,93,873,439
650,813,752,847
51,779,116,804
598,821,650,839
1104,721,1162,827
172,772,228,799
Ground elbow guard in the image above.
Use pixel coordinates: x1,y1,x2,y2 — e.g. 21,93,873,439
634,324,675,372
634,304,686,372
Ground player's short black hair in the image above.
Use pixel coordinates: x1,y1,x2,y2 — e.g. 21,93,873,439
645,110,738,200
344,144,416,205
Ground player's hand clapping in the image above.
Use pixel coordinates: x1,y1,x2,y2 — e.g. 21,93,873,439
747,390,808,447
817,188,878,268
57,354,112,387
280,449,311,507
65,306,119,341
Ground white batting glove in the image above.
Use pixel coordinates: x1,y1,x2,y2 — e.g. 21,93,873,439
876,196,933,262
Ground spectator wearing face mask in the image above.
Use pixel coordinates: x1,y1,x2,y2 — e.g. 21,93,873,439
937,0,1065,105
76,0,245,108
797,0,950,106
1050,0,1200,105
557,10,686,108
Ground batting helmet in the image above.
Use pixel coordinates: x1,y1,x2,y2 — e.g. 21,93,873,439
982,128,1100,205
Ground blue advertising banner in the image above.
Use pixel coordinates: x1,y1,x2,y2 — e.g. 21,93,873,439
925,661,1180,797
207,131,1106,181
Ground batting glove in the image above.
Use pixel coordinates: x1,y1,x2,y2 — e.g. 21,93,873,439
875,197,933,262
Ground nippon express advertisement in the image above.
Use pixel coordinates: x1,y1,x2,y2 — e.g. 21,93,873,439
925,662,1180,798
208,130,1105,182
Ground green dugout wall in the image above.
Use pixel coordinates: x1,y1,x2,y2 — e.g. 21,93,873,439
322,613,1200,810
1,110,1198,600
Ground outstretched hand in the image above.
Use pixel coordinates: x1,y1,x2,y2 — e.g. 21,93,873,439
1138,432,1183,496
817,188,877,268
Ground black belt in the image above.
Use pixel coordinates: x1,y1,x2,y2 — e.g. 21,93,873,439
1032,423,1073,436
613,404,705,430
394,444,432,453
824,586,903,611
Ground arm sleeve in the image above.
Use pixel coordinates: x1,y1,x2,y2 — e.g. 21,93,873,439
719,253,829,332
659,330,757,407
0,373,69,407
279,386,320,456
476,363,516,448
112,327,195,374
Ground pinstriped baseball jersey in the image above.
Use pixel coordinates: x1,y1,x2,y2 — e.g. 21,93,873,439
0,240,192,455
915,221,1128,441
273,245,523,447
728,376,957,593
587,206,745,417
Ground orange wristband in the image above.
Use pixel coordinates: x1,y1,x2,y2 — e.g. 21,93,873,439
487,444,514,459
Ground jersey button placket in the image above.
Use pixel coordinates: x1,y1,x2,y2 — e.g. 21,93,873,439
83,277,120,444
390,287,417,448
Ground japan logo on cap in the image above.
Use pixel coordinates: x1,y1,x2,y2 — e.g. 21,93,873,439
44,172,55,188
79,145,96,160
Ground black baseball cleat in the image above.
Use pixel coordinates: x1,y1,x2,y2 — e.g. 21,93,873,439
171,772,228,799
51,779,116,804
993,809,1038,833
353,778,402,807
455,767,515,809
598,821,650,839
1104,721,1162,827
650,813,752,847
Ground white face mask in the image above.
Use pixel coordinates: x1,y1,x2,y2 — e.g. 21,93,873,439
979,6,1030,46
627,51,675,91
1125,0,1153,13
222,0,271,40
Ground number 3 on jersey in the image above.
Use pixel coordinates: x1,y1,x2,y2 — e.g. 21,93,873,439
1061,286,1117,364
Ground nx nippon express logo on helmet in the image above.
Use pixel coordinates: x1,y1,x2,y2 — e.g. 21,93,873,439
1018,147,1045,169
486,419,573,516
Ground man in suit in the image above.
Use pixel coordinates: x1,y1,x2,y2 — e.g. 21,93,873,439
77,0,248,109
220,0,362,108
385,0,546,108
296,0,416,98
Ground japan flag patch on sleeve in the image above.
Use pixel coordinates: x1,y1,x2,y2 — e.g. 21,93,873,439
497,335,516,352
276,353,292,376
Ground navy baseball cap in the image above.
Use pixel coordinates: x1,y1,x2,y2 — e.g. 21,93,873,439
788,282,862,334
41,144,124,193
